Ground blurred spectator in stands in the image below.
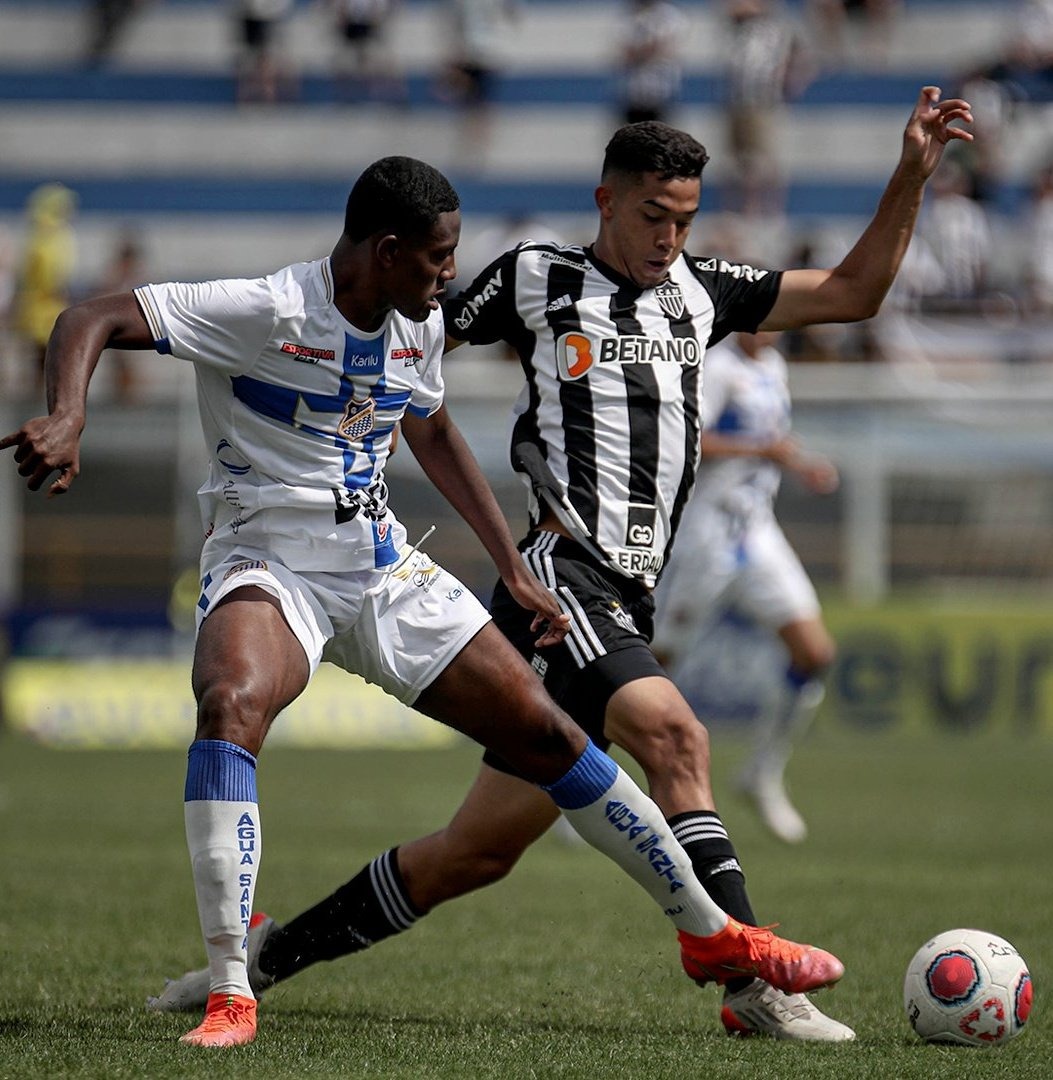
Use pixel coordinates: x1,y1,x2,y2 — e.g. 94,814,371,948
329,0,406,106
915,157,993,313
1009,0,1053,77
953,67,1020,206
1023,159,1053,313
618,0,686,125
232,0,296,104
436,0,518,167
722,0,813,218
93,232,149,403
781,228,884,362
13,184,77,400
805,0,901,70
85,0,148,66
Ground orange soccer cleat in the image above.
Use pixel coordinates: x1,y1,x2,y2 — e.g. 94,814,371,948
179,992,258,1048
679,919,844,995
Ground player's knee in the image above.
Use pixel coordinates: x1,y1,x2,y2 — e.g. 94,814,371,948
496,677,586,779
195,679,267,747
633,704,710,778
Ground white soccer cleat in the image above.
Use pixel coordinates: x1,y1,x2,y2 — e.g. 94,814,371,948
721,979,855,1041
737,775,808,844
147,913,277,1012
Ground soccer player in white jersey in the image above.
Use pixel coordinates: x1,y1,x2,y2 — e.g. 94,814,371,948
143,89,971,1042
2,157,848,1049
652,330,840,844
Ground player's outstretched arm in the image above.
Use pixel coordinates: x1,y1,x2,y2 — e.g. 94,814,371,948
0,293,153,496
763,86,974,331
400,406,569,646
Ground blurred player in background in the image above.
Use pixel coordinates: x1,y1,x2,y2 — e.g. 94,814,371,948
652,330,838,844
148,87,971,1043
3,156,845,1049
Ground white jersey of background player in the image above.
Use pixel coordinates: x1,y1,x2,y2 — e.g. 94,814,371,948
652,330,839,843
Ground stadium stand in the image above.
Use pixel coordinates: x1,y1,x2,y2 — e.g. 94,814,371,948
0,0,1049,288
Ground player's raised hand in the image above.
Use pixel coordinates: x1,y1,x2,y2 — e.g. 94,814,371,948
902,86,974,180
0,413,83,496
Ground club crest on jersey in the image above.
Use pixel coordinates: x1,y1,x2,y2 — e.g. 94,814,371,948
338,395,375,440
654,280,685,319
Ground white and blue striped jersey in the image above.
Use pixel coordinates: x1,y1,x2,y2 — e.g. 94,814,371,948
692,335,791,529
135,257,445,571
443,242,782,587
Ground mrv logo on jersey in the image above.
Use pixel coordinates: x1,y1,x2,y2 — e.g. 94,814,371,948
452,268,502,331
556,332,700,380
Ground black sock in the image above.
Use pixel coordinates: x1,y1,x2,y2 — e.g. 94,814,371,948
669,811,757,992
258,847,422,982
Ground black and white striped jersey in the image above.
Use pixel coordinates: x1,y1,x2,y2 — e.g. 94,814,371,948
443,242,782,587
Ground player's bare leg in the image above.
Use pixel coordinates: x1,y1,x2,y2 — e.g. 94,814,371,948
179,587,309,1048
413,624,844,992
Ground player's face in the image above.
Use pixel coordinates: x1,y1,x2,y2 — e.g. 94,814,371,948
595,172,699,289
391,210,460,322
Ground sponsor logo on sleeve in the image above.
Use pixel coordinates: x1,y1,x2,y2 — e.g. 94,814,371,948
452,268,503,331
695,257,769,281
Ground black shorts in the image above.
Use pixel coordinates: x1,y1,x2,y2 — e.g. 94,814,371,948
483,531,665,775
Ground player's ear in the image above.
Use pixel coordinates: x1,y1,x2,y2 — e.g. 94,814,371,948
595,184,616,221
375,233,400,268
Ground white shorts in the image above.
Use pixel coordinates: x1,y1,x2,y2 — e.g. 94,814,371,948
197,540,492,705
653,514,819,665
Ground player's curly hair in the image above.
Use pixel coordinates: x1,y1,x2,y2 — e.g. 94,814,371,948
344,157,460,243
601,123,709,182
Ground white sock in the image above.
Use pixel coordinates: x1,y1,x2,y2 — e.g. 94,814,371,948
184,740,260,999
744,672,824,786
543,742,727,937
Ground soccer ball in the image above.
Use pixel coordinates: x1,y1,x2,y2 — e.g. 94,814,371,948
904,928,1032,1046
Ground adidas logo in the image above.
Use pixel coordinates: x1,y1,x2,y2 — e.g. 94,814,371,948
546,294,574,313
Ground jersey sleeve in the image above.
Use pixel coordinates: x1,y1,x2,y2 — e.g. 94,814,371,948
686,257,783,347
442,248,519,346
406,309,446,418
134,276,277,375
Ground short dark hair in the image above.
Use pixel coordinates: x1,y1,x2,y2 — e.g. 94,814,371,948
601,123,709,182
344,157,460,243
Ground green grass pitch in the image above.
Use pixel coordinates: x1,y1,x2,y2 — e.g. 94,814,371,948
1,724,1049,1079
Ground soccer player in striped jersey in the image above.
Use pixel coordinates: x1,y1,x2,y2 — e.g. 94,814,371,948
146,88,971,1041
4,156,845,1050
652,330,840,845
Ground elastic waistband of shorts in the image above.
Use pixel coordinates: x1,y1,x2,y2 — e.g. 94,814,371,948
522,530,653,601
